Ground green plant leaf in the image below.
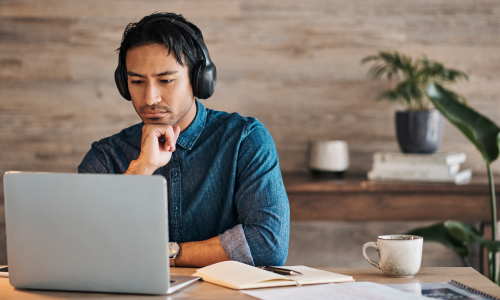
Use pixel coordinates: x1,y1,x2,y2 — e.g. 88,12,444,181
405,223,470,258
408,221,500,276
360,55,380,64
483,239,500,253
361,51,469,112
444,221,481,243
376,90,399,101
444,221,500,252
420,58,469,83
426,83,500,164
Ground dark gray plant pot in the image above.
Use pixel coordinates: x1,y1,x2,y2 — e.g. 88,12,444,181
395,109,444,154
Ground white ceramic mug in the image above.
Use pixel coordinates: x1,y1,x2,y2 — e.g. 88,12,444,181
362,235,423,277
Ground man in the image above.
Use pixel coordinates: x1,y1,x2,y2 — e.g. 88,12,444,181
78,12,289,268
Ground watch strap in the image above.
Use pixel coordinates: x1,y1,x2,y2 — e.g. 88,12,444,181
170,257,176,267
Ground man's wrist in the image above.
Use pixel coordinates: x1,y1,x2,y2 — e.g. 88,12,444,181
124,159,157,175
172,238,229,268
172,242,186,267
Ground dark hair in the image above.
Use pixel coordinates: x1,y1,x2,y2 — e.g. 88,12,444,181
117,12,204,84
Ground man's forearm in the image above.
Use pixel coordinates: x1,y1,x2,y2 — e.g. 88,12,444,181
175,236,229,267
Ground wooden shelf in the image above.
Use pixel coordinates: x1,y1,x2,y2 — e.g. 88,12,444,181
283,173,500,222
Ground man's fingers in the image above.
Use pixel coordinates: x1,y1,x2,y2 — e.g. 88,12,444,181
159,126,176,152
143,124,179,152
164,127,179,152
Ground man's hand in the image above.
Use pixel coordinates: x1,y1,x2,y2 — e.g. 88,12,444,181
125,124,181,175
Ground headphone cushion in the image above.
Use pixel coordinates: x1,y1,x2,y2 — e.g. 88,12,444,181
114,63,131,101
199,64,216,99
192,63,203,99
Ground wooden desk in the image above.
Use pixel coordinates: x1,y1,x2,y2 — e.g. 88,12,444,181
1,267,498,299
284,174,500,221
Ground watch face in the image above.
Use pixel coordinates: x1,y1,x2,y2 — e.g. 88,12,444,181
169,242,180,257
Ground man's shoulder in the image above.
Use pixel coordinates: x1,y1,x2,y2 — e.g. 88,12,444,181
94,122,143,147
205,107,265,136
78,123,142,174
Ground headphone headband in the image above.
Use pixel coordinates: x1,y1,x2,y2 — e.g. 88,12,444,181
114,17,217,101
168,19,214,71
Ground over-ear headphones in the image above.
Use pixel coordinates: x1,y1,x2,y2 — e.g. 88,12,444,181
114,18,217,101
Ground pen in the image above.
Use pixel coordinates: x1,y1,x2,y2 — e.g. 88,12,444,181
258,266,303,276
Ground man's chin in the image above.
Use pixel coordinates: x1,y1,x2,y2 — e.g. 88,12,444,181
142,117,175,126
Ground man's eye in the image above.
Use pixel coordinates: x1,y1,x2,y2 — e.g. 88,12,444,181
131,80,143,85
160,79,172,84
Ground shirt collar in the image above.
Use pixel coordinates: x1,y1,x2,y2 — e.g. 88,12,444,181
176,99,207,150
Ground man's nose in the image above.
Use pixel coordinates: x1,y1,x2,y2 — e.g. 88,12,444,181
144,82,162,105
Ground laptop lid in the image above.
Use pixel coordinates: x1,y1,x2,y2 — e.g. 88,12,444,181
4,172,171,294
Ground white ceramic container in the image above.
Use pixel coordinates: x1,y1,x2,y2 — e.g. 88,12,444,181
309,139,349,172
362,235,423,277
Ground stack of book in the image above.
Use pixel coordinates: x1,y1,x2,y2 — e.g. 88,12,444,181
368,152,472,184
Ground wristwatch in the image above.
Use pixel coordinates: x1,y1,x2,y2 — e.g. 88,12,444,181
169,242,180,267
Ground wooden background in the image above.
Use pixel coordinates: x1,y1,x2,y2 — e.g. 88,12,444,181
0,0,499,266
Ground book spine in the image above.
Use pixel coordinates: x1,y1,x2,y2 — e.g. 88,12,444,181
368,169,471,184
368,171,454,182
373,152,466,165
372,162,460,176
453,169,472,184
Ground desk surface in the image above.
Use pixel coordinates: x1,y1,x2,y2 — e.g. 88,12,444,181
1,267,499,299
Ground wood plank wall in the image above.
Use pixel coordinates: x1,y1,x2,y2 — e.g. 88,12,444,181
0,0,499,264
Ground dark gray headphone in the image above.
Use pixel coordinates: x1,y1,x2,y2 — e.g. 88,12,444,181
114,18,217,100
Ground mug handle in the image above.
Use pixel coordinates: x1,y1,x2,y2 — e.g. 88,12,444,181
362,242,381,269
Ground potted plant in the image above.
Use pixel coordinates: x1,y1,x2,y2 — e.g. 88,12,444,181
406,83,500,284
361,51,469,153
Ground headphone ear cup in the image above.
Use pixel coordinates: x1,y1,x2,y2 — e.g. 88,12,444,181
206,64,216,98
198,63,216,99
114,62,132,101
191,64,203,99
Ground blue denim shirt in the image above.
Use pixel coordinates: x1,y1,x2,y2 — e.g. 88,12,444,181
78,100,290,266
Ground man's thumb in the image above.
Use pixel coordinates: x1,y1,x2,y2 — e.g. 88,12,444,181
174,126,181,139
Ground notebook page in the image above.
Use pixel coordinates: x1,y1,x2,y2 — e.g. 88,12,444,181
243,281,428,300
281,266,354,284
193,261,294,289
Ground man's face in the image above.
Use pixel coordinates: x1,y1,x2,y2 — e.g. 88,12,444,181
126,44,195,125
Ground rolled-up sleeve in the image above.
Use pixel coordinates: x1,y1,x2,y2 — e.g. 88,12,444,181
219,224,255,266
221,120,290,267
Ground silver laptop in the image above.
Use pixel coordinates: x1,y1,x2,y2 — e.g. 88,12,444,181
3,172,200,294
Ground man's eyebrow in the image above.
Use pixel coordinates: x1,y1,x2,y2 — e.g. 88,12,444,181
126,70,178,77
127,71,145,78
156,71,178,76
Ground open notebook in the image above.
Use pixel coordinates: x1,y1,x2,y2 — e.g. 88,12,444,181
192,261,354,290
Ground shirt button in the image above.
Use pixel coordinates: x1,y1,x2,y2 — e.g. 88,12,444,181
173,206,178,211
172,171,178,177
